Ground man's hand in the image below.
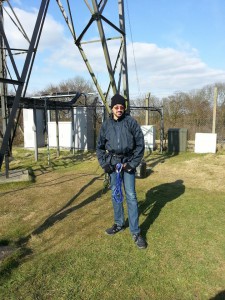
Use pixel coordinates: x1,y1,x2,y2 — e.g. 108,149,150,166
123,163,134,173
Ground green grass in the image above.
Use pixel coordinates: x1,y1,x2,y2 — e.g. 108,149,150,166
0,148,225,299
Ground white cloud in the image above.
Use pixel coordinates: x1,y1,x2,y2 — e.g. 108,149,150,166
4,7,65,50
4,7,225,97
30,38,225,96
126,42,225,97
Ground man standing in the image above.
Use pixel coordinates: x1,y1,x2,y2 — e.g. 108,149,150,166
96,94,147,249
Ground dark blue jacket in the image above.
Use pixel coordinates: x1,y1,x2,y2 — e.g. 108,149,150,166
96,113,144,169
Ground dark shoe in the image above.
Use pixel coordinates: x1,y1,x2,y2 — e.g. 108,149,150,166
105,224,125,235
133,234,147,249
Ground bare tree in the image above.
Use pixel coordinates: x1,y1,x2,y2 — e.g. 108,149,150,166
37,76,94,101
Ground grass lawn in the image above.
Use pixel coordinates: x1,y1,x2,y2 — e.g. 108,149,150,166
0,148,225,299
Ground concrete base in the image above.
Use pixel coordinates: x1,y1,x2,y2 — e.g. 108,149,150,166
0,169,31,184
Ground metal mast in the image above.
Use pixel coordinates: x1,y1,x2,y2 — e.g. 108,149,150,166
0,0,50,169
0,0,130,170
56,0,129,112
0,1,7,137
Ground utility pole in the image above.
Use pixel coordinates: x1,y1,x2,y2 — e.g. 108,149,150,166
145,93,150,125
212,86,218,134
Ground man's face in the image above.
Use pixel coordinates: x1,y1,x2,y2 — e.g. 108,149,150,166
112,105,125,120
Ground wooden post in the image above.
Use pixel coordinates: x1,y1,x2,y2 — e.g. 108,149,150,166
212,87,218,134
145,93,150,125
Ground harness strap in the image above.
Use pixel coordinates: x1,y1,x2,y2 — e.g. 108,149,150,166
113,163,124,203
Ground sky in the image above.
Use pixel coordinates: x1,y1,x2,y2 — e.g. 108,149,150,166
3,0,225,99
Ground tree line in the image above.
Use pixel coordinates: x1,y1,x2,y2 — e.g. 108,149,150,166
3,77,225,145
131,82,225,141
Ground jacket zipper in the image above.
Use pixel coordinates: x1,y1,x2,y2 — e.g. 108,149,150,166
116,121,120,151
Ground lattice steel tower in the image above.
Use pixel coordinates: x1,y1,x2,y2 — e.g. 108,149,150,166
0,0,129,169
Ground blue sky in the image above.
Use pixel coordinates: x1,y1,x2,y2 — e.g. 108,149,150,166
4,0,225,99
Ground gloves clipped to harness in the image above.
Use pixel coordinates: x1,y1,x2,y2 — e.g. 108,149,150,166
103,164,114,174
123,163,134,173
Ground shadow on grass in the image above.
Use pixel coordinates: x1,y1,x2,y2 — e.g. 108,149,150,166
18,173,106,244
0,172,100,197
1,173,107,279
209,290,225,300
5,151,96,180
142,152,179,179
0,239,32,279
0,247,32,276
139,179,185,238
145,152,178,168
32,151,96,176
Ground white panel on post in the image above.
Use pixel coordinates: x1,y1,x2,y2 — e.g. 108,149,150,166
48,122,72,148
73,107,95,150
74,107,87,150
141,125,156,150
48,122,57,147
47,107,95,150
194,133,217,153
23,109,45,148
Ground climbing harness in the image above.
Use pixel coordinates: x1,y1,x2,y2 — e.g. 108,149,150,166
113,163,124,203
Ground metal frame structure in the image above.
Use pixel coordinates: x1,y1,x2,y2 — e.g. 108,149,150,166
0,0,130,170
56,0,129,111
0,0,50,169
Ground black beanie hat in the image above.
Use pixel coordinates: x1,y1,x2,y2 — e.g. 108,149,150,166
111,94,126,109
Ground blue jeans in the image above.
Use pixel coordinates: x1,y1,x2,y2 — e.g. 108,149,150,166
109,171,140,235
